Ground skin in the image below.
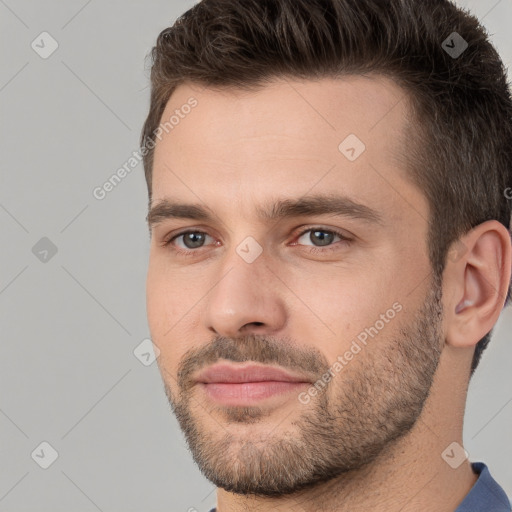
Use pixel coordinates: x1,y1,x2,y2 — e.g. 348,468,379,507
145,76,511,512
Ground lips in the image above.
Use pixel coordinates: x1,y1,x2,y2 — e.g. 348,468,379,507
194,363,312,406
195,363,312,384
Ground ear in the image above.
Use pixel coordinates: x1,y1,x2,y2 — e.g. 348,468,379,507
444,220,511,349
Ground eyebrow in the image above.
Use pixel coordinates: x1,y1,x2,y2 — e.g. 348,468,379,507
146,194,384,229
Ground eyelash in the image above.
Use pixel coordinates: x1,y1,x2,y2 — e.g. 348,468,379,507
161,226,352,257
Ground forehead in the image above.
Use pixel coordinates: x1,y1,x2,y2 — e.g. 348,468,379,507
150,75,426,225
156,74,409,154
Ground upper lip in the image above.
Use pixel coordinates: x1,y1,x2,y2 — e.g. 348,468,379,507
195,363,312,384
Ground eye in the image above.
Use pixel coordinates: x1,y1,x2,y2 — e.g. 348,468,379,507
163,230,214,253
293,227,351,253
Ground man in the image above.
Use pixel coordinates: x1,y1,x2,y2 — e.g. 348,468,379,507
141,0,512,510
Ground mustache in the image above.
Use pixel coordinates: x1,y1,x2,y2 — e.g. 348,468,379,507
176,334,330,391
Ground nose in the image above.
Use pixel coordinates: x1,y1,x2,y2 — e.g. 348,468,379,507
202,251,287,339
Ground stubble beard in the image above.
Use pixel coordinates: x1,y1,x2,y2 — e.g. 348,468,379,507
165,280,443,496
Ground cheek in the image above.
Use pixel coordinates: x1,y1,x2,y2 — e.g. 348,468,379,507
292,266,382,320
145,262,185,350
292,267,403,360
146,250,185,315
146,264,165,332
146,262,200,373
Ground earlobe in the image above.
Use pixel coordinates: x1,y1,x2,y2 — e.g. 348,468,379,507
445,220,511,349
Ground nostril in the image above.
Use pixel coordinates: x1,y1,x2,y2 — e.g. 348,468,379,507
244,322,264,328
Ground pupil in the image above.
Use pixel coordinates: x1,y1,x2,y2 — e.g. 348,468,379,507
185,233,204,248
312,230,333,246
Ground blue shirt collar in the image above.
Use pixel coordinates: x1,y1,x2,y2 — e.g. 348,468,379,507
455,462,511,511
207,461,511,512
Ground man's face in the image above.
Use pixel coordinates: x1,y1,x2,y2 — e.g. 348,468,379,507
146,76,443,495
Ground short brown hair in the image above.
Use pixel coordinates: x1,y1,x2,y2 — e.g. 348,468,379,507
140,0,512,374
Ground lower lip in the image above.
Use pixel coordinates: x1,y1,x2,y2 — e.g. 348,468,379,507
200,381,309,406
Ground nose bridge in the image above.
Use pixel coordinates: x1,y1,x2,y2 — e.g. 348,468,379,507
203,239,286,337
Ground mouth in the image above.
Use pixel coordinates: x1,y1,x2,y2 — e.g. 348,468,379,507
194,362,312,406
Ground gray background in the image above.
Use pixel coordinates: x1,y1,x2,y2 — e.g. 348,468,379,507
0,1,511,511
